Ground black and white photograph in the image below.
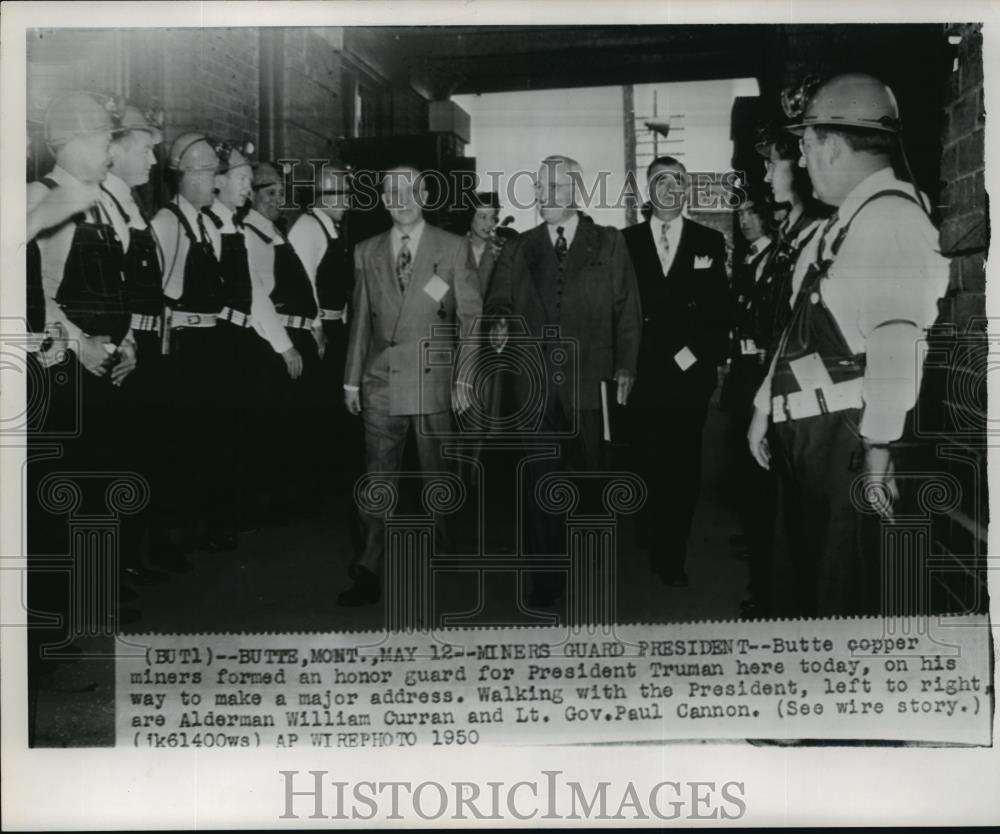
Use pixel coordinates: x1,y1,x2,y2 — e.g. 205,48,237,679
2,0,998,828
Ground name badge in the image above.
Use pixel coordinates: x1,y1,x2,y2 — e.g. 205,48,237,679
674,346,697,371
423,275,450,303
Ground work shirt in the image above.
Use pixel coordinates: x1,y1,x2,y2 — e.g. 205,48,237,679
151,194,212,302
27,165,133,347
753,167,949,442
99,171,157,257
242,207,318,355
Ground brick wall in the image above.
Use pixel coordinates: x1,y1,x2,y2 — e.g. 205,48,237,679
915,22,987,613
160,28,260,146
282,28,346,162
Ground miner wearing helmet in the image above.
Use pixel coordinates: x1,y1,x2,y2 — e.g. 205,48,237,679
242,162,323,522
149,132,234,558
286,166,363,544
746,74,949,617
28,90,136,385
96,103,172,587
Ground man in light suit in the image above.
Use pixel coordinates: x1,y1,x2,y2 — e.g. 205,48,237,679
339,165,482,606
486,155,642,606
622,155,731,587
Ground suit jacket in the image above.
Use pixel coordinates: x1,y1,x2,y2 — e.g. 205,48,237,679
622,217,730,409
345,222,481,415
485,215,642,412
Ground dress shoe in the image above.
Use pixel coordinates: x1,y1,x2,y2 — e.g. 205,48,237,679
119,583,139,603
336,567,380,607
123,566,169,586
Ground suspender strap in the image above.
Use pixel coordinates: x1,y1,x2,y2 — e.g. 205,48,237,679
163,201,199,244
242,221,273,245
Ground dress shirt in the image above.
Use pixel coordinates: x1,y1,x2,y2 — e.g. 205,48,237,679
648,215,683,275
546,211,579,251
99,171,156,256
391,219,426,266
240,207,295,355
29,165,128,345
753,166,948,442
151,193,212,302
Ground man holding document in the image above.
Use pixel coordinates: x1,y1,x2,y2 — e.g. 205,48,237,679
485,155,641,607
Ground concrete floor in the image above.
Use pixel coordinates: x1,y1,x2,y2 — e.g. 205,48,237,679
28,403,749,746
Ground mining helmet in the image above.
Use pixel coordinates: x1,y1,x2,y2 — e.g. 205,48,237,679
44,91,118,146
114,105,163,144
253,162,284,190
785,73,901,135
168,132,219,172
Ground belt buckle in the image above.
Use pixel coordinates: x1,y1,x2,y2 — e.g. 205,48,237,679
781,393,793,423
189,314,201,326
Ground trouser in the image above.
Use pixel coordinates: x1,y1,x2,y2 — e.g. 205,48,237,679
769,408,879,618
160,326,229,538
722,359,776,608
321,319,365,551
356,409,453,575
264,327,322,515
522,401,605,597
632,401,709,575
27,347,129,656
219,321,273,526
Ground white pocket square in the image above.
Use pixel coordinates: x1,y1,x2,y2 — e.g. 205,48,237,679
694,256,714,269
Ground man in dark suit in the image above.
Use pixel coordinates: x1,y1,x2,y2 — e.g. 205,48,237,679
485,155,642,606
338,165,482,606
623,155,731,587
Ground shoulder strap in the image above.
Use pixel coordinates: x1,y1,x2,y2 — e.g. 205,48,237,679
242,221,273,245
830,188,920,258
100,184,131,224
163,202,198,244
39,176,59,191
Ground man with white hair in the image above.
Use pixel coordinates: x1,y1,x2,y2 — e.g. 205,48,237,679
486,155,642,607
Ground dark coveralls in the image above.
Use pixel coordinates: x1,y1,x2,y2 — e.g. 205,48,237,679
28,178,131,652
205,207,260,529
306,212,364,547
244,221,322,515
101,184,167,570
159,203,228,540
768,189,919,618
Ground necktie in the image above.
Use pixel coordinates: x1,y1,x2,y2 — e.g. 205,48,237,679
196,212,211,248
396,234,412,293
554,226,568,262
658,221,671,274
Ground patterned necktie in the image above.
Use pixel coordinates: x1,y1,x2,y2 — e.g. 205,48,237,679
658,220,671,274
554,226,568,262
396,234,412,293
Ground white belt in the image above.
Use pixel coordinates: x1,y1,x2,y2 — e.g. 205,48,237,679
130,313,162,332
772,378,863,424
169,311,217,328
319,308,346,322
278,313,315,330
218,306,253,328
